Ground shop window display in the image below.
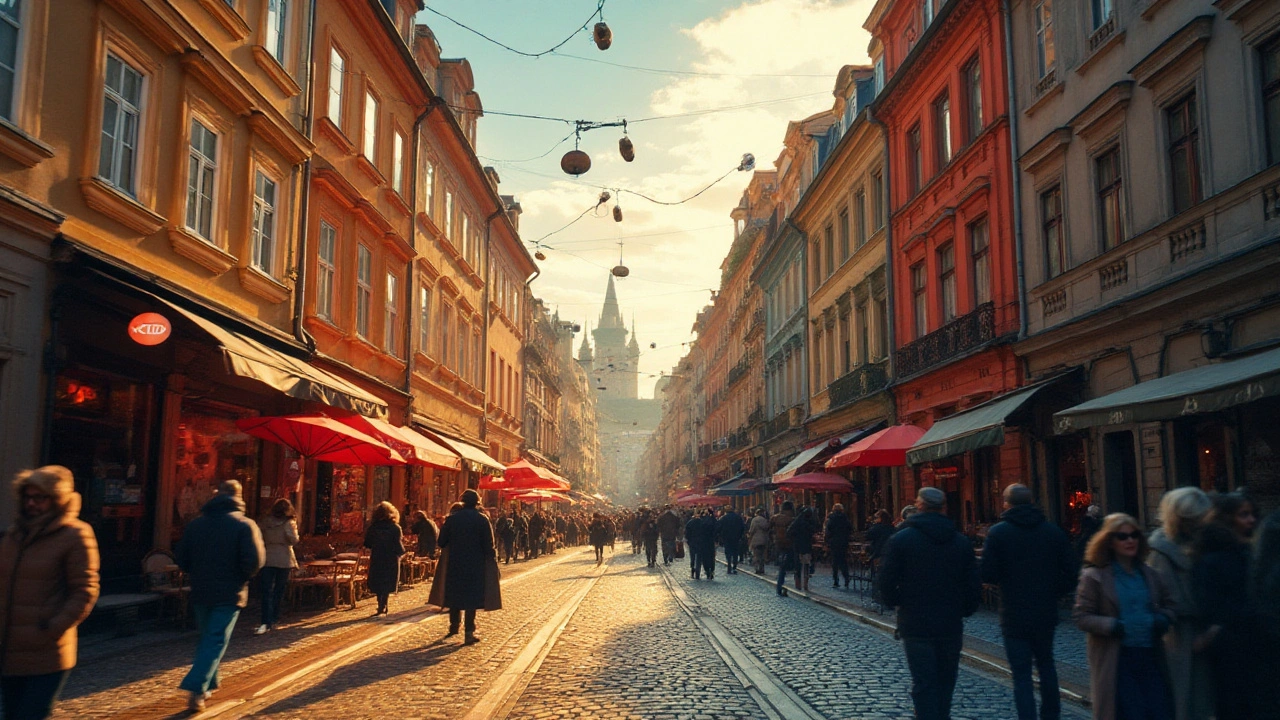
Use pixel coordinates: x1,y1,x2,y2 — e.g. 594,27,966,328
332,464,367,533
172,401,260,542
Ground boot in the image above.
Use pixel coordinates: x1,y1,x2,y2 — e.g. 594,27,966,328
464,633,481,645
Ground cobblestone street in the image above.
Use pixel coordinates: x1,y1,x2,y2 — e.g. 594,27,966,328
47,549,1089,719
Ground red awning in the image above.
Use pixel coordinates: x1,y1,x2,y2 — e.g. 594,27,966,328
501,458,570,491
335,414,459,470
236,413,404,465
826,424,927,469
505,489,573,503
772,472,853,493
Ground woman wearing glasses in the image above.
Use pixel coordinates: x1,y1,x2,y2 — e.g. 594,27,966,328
1074,513,1175,720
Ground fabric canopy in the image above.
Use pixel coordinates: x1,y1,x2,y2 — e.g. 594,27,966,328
417,428,505,474
1054,345,1280,432
505,489,573,503
498,459,570,490
827,425,927,469
772,424,882,482
772,472,853,493
907,381,1059,466
336,414,459,470
707,473,762,497
236,413,403,465
158,296,387,419
675,493,722,506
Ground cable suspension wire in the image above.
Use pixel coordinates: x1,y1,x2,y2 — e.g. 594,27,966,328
548,52,836,79
452,91,829,125
423,1,606,59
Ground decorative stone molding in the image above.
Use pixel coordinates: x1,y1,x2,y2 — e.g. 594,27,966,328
1130,15,1213,89
251,46,302,97
180,49,254,116
1089,15,1117,54
1168,220,1207,262
168,225,237,274
195,0,251,40
238,266,291,303
1042,288,1067,316
1072,81,1133,141
1263,179,1280,220
79,176,165,235
1099,259,1129,292
1026,69,1065,117
0,118,54,168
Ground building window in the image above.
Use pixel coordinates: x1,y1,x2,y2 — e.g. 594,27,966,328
392,131,405,194
185,120,218,241
871,169,885,229
251,172,277,274
327,47,344,127
440,303,452,368
356,245,371,338
445,190,454,240
874,56,885,95
938,243,957,323
1095,147,1125,252
0,0,21,120
317,222,336,320
362,91,378,161
418,284,431,355
970,218,991,305
1091,0,1112,30
1034,0,1055,79
1264,36,1280,166
963,58,983,143
99,54,144,196
840,312,851,374
854,190,867,248
911,262,927,338
384,273,399,356
838,208,850,262
873,297,888,359
1166,94,1201,214
824,225,835,278
457,312,467,375
265,0,287,64
1041,187,1066,278
934,93,951,168
908,124,922,195
424,159,436,216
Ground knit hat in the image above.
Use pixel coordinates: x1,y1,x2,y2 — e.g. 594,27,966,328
917,486,946,510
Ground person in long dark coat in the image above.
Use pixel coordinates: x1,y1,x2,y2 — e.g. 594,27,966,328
363,502,405,616
718,507,746,575
588,514,608,564
1193,492,1259,720
695,509,718,580
436,489,496,644
409,510,437,558
824,504,853,588
685,513,704,579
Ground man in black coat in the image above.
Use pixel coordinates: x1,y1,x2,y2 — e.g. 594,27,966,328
695,510,718,580
176,481,265,712
877,487,980,720
526,512,545,560
717,507,746,574
685,513,704,579
495,512,515,564
656,508,681,565
980,484,1076,720
437,489,496,644
824,504,853,588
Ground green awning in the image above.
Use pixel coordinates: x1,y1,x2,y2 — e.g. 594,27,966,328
907,382,1057,465
1054,345,1280,432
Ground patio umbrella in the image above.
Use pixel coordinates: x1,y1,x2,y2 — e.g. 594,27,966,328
772,472,853,493
825,424,927,469
334,414,459,469
505,489,573,503
501,459,571,491
675,493,722,506
235,413,404,465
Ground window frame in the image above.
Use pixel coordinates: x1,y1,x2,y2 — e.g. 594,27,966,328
99,52,145,197
970,217,991,306
838,207,850,262
384,270,399,357
938,242,957,323
184,118,219,242
355,244,372,339
824,224,835,278
911,262,928,338
0,0,25,122
907,124,923,195
1034,0,1055,79
1263,35,1280,167
854,189,867,249
327,44,345,130
1090,0,1113,32
1041,186,1066,279
934,92,952,169
362,88,379,162
418,282,432,356
264,0,288,65
963,57,983,144
251,170,280,275
316,220,337,321
392,129,406,195
1164,93,1202,215
871,169,885,229
1094,146,1125,253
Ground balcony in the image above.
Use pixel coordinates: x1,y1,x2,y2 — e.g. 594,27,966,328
728,429,752,450
763,404,803,440
726,355,752,388
895,302,996,378
827,360,889,410
748,405,763,425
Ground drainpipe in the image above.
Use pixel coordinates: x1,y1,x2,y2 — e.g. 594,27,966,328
291,0,320,353
1002,0,1029,341
405,101,439,404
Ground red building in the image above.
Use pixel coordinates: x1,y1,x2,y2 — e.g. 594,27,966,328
868,0,1023,527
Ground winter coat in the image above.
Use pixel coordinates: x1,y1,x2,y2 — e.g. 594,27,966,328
656,510,681,540
495,517,514,543
717,511,745,547
436,507,496,610
747,515,770,548
412,516,438,557
260,515,299,569
876,511,980,638
588,520,608,547
1148,528,1213,720
527,514,546,541
177,494,265,608
363,518,405,596
695,514,718,551
0,476,99,676
979,504,1076,638
770,510,795,550
1193,523,1257,718
787,514,816,555
684,517,703,546
1073,563,1175,720
640,519,659,542
866,521,894,559
824,511,852,553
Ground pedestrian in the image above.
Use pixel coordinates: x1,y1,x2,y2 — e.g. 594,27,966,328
1076,504,1103,561
685,511,704,579
410,510,438,559
980,484,1076,720
771,501,796,596
866,509,894,559
747,508,770,574
640,512,660,567
695,509,717,580
657,507,680,565
435,489,499,644
589,513,608,565
176,480,265,713
1251,508,1280,720
825,503,853,589
512,510,528,561
717,506,745,575
1147,487,1214,720
495,511,515,564
1074,512,1174,720
1192,492,1258,720
895,503,919,528
364,501,405,617
788,507,816,592
876,487,980,720
527,511,545,560
255,498,298,635
0,466,99,720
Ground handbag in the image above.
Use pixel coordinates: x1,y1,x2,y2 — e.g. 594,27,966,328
483,555,503,611
675,540,685,559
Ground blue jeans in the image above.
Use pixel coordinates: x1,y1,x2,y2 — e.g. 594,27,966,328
775,550,793,592
180,604,241,695
0,671,69,720
902,634,963,720
1115,646,1171,720
259,567,290,627
1005,632,1060,720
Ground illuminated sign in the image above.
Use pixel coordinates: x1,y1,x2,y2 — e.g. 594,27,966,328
128,313,171,346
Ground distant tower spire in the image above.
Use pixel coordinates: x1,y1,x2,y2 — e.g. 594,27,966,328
628,315,639,351
577,321,593,363
599,273,624,329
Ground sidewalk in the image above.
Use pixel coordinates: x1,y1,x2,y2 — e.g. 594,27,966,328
726,557,1091,702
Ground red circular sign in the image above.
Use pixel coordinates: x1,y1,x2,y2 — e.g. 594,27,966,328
128,313,171,346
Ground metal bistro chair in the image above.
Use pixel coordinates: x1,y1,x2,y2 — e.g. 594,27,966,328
290,560,337,609
142,549,190,627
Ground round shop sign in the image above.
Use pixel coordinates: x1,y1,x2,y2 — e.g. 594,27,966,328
128,313,171,346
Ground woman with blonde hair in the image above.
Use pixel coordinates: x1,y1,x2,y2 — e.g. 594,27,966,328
363,501,404,616
1074,513,1174,720
1146,487,1213,720
256,498,298,635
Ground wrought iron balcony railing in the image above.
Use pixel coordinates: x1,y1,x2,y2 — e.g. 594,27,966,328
827,360,889,410
894,302,996,378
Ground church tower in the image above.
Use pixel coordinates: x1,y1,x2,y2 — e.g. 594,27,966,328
591,274,638,400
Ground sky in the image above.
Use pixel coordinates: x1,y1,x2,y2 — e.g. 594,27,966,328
417,0,876,398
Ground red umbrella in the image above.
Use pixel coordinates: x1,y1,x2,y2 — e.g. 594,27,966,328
773,472,853,493
334,414,458,469
826,424,927,469
675,493,722,506
236,413,404,465
501,459,570,491
505,489,573,503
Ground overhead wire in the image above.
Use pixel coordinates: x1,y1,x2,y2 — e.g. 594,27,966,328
423,1,607,59
548,52,836,79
